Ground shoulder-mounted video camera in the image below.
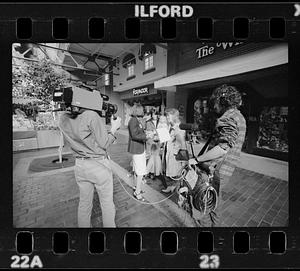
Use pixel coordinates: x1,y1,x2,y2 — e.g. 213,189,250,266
53,85,118,119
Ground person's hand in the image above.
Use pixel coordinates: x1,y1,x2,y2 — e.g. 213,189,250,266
146,130,154,139
188,158,198,165
153,134,159,142
111,116,121,134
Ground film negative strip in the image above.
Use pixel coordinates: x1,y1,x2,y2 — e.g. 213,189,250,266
2,1,300,269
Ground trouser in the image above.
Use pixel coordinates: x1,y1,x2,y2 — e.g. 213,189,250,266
160,175,168,188
197,172,230,227
74,158,116,228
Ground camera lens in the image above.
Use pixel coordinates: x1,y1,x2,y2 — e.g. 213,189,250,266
100,94,109,101
102,102,118,116
112,104,118,115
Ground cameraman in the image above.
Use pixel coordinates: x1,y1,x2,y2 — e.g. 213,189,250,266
59,106,121,228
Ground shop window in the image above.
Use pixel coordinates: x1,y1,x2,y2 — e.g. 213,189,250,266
256,106,288,153
193,98,211,141
128,64,135,77
104,73,109,86
144,53,154,70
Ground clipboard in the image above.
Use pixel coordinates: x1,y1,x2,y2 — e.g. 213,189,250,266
156,127,171,143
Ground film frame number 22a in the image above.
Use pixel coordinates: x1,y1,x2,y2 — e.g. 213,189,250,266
10,255,43,269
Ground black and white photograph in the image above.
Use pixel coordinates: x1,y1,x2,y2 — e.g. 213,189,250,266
12,42,288,228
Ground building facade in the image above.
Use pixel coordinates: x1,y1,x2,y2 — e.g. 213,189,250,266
101,43,168,126
155,42,288,161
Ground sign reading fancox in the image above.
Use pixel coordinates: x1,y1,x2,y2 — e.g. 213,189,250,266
133,86,149,96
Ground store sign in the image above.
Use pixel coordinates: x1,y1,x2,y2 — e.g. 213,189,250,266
133,86,149,96
196,42,244,60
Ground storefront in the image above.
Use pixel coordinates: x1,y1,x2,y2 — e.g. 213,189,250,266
120,83,166,125
155,42,288,161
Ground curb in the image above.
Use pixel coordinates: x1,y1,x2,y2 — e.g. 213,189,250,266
109,159,198,227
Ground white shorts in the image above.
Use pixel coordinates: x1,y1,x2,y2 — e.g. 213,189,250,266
132,152,147,176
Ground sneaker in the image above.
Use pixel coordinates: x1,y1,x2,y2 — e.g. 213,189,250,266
133,186,145,193
133,191,145,202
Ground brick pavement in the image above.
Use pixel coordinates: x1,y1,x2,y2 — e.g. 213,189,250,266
108,133,289,227
13,132,288,227
13,144,184,227
13,169,183,227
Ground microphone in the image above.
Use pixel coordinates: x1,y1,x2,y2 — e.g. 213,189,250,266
179,123,201,131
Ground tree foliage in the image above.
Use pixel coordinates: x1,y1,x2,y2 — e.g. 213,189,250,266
13,59,68,104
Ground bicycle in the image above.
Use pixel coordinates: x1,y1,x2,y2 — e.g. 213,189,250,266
169,133,200,182
167,132,219,219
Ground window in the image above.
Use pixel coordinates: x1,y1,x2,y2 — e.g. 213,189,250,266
144,53,154,70
104,73,110,86
256,106,288,152
193,98,210,141
128,64,134,77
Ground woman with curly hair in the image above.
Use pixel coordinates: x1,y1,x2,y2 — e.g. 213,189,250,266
189,84,247,227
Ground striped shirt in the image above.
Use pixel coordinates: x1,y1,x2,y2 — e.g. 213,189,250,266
210,108,247,182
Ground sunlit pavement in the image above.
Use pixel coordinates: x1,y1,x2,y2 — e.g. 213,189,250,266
13,131,288,228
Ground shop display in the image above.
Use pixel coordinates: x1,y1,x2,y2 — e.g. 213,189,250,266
193,98,211,141
257,106,288,152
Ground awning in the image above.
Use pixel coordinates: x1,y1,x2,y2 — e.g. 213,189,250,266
154,44,288,89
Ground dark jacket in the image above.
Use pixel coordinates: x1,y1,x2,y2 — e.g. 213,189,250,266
128,116,147,154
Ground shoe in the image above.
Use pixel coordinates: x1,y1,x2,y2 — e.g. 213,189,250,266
133,186,145,193
161,185,176,193
142,178,148,184
133,191,145,202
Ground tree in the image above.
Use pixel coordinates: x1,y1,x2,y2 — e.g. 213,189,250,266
12,58,68,105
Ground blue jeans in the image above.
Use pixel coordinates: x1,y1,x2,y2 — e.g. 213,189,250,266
74,158,116,227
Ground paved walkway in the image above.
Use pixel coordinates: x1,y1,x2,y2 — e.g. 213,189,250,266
109,132,289,227
13,153,186,228
13,131,288,227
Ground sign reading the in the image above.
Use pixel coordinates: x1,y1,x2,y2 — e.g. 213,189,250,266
196,42,244,60
133,87,149,96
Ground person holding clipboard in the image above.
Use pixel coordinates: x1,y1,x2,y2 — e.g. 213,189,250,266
127,104,153,201
145,109,162,181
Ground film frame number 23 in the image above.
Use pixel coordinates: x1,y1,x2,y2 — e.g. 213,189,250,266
199,254,220,269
